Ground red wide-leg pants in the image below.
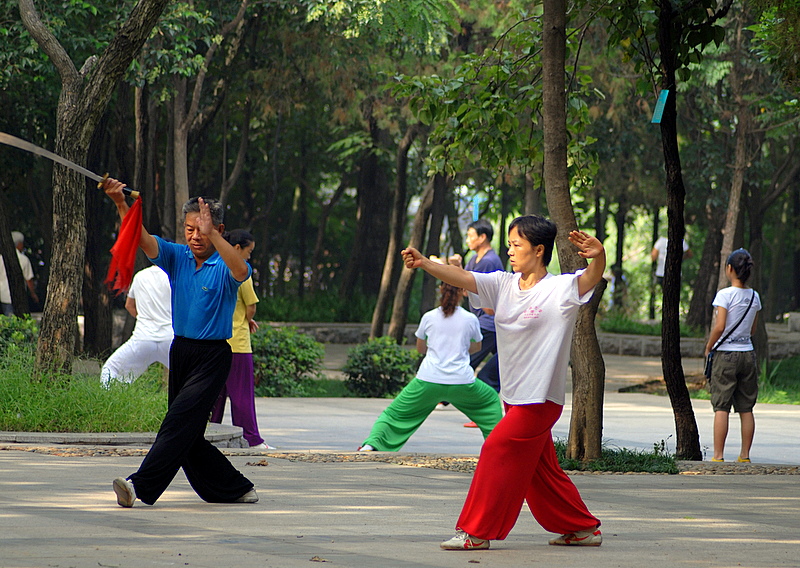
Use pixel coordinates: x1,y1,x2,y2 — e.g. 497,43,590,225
457,401,600,540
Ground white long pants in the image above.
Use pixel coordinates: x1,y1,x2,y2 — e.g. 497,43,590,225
101,338,171,386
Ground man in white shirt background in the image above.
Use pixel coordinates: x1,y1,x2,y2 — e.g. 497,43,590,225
101,265,173,386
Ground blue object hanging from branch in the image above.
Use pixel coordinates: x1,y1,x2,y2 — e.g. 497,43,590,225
651,90,669,124
472,195,484,221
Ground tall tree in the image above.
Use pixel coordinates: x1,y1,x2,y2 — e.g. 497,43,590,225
171,0,249,236
19,0,170,376
395,4,607,458
607,0,732,459
542,0,606,460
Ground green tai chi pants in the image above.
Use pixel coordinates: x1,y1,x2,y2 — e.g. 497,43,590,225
362,377,503,451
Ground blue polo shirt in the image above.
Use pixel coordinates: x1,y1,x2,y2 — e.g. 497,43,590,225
150,236,250,340
465,248,505,332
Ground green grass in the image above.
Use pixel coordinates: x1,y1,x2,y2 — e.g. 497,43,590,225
0,350,167,432
598,312,704,338
690,356,800,405
555,439,679,474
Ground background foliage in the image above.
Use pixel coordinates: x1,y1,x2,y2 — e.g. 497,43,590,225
343,336,421,397
251,326,325,397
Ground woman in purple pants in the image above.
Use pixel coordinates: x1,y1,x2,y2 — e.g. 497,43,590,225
209,229,272,449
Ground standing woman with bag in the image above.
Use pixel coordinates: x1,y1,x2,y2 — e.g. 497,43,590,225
704,249,762,463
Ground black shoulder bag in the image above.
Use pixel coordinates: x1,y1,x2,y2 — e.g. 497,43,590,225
704,291,755,380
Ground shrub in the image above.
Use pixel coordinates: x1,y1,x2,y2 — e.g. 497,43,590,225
251,326,324,397
343,336,421,398
0,315,38,357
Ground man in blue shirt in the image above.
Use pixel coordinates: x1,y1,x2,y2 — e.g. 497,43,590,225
104,178,256,508
439,219,505,426
460,219,504,391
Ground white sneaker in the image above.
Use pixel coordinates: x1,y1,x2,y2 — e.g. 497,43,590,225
440,530,490,550
235,489,259,503
549,528,602,546
113,477,136,508
358,444,375,452
250,443,277,450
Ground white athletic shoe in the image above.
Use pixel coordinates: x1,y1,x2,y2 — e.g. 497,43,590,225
235,489,259,503
113,477,136,508
549,528,602,546
440,530,490,550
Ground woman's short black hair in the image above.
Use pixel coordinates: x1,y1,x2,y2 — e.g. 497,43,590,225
727,248,754,284
224,229,255,249
508,215,557,266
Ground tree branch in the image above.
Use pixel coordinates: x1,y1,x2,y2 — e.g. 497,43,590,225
17,0,78,82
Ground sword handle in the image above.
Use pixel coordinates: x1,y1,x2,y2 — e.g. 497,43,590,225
122,187,141,199
98,173,140,199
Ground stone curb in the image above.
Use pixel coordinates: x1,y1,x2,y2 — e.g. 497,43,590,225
0,423,246,448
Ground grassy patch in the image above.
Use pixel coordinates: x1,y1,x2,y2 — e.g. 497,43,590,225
0,350,167,432
554,439,678,474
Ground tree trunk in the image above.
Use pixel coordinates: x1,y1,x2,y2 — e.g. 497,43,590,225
649,208,660,320
310,179,348,293
420,177,448,317
162,104,176,241
612,196,627,309
170,0,249,237
82,122,115,358
173,77,191,241
655,1,701,460
371,125,419,337
717,107,750,291
387,176,438,343
219,97,251,208
686,206,724,330
339,101,392,300
543,0,605,461
20,0,170,376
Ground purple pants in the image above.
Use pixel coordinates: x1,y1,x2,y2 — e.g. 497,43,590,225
209,353,265,447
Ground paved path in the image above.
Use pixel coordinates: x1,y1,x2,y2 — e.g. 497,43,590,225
1,449,798,568
2,351,799,567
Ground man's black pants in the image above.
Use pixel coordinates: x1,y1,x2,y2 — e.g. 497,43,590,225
129,336,253,505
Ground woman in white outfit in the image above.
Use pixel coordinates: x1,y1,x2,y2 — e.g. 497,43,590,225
359,281,502,451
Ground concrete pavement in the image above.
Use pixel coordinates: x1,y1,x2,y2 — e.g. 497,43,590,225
1,351,799,567
1,447,798,568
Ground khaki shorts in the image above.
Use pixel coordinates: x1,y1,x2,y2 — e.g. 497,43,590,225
708,350,758,413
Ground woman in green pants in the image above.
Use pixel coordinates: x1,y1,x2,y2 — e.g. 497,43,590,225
359,282,503,452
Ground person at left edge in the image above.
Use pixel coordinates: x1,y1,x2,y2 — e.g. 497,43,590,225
103,177,257,508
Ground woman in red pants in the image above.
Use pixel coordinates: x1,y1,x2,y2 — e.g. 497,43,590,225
402,214,605,550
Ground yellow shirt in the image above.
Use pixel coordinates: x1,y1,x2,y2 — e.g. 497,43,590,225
227,277,259,353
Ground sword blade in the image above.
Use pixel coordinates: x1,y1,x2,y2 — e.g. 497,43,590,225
0,132,139,198
0,132,104,182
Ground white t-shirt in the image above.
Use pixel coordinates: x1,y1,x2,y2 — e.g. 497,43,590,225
653,237,689,277
711,286,761,352
474,270,592,405
415,306,482,385
0,250,34,304
129,266,173,342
